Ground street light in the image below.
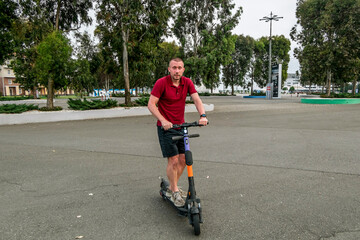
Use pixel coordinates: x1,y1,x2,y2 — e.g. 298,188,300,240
260,12,283,100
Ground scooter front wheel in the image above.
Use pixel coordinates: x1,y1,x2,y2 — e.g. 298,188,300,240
192,214,201,235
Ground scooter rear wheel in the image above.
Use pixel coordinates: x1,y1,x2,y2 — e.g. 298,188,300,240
192,214,201,235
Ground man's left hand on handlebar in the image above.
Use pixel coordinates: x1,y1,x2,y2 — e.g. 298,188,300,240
199,116,208,126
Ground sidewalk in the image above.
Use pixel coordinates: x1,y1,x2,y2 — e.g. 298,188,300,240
0,103,214,126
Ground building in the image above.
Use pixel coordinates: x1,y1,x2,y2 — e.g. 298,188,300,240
0,59,74,97
0,60,21,96
284,73,323,92
284,73,300,91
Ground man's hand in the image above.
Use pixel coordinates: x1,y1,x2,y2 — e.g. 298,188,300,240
161,120,173,130
199,117,208,126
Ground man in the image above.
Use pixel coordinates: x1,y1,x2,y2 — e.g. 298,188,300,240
148,58,208,207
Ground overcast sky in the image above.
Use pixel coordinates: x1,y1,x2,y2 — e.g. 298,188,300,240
233,0,299,72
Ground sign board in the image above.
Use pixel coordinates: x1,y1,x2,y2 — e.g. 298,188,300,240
271,63,282,98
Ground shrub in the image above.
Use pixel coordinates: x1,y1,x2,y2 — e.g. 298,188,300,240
68,98,118,110
251,92,266,96
0,96,33,101
39,106,63,111
320,93,360,98
111,93,125,97
135,96,149,106
0,104,38,114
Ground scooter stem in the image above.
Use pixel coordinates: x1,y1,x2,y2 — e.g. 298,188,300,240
187,165,193,177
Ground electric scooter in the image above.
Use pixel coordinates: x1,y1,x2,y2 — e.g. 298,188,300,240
159,121,206,236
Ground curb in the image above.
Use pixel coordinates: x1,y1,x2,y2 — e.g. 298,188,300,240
0,104,214,126
301,98,360,104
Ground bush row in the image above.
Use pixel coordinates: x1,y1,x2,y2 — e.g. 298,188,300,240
0,96,194,113
320,93,360,98
0,96,34,101
0,104,38,113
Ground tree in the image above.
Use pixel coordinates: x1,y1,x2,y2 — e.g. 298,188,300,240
73,31,98,96
154,41,181,82
70,58,94,98
291,0,360,96
11,0,93,105
96,0,173,105
253,36,291,88
0,0,18,65
10,11,53,98
173,0,242,88
222,35,254,95
35,31,72,108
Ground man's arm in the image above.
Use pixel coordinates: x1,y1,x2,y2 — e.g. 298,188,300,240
147,94,173,130
190,92,208,126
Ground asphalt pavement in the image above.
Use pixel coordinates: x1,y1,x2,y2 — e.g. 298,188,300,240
1,96,360,240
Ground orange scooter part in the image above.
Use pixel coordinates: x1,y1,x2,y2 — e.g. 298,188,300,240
187,165,193,177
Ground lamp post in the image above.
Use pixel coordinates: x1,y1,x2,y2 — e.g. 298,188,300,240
260,12,283,100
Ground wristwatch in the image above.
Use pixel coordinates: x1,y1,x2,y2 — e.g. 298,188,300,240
200,114,206,118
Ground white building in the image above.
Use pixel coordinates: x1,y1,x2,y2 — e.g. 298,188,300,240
0,60,19,96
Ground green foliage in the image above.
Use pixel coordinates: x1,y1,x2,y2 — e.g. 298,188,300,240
39,106,63,111
111,93,126,98
96,0,174,105
135,96,150,106
254,36,291,88
291,0,360,96
19,0,92,32
0,0,18,65
0,104,38,114
251,92,266,96
70,58,94,97
67,98,118,110
0,96,33,101
35,31,73,108
173,0,242,91
320,93,360,98
222,35,255,95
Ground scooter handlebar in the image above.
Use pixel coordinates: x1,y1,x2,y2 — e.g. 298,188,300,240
172,121,209,129
171,133,200,141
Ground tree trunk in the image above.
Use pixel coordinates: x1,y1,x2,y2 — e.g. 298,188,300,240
251,69,254,95
326,69,331,97
122,28,131,106
352,80,357,96
231,84,234,95
32,86,37,99
47,79,54,109
55,0,61,30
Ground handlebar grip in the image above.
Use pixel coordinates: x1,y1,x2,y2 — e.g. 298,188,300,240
188,134,200,138
172,136,184,141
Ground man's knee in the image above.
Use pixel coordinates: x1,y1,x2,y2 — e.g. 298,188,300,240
179,154,186,167
168,155,180,167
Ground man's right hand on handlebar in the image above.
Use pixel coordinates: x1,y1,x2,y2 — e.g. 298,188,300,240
161,120,173,131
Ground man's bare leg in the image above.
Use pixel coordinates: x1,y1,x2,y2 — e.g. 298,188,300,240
176,154,186,183
167,155,180,192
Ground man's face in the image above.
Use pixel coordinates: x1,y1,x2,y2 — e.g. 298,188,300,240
168,60,185,81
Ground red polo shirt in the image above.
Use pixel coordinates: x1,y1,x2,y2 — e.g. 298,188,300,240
151,75,197,126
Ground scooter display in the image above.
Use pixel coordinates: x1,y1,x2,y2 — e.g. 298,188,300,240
159,121,206,236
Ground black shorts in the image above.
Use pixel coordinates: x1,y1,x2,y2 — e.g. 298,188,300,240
157,126,185,158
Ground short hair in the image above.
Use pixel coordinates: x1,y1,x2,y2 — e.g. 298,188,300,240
169,58,183,66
